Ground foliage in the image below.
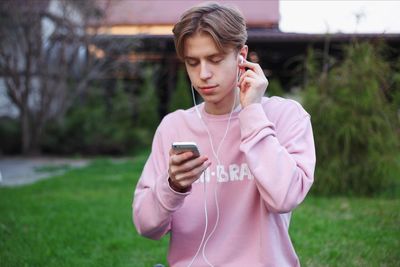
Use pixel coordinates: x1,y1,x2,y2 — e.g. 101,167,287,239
136,66,160,134
265,77,285,97
302,42,400,196
0,155,399,266
168,67,193,112
41,80,140,155
0,117,20,154
4,63,162,155
388,59,400,125
0,0,108,154
0,1,131,154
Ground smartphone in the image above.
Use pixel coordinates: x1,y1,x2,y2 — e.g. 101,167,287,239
172,142,200,157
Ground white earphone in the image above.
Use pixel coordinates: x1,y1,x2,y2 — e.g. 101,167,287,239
191,54,244,120
191,84,202,119
187,55,244,267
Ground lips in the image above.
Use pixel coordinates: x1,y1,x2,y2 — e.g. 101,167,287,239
199,85,218,94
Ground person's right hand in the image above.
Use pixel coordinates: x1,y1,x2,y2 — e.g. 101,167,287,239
168,149,211,192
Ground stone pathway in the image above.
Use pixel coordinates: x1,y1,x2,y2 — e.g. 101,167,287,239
0,157,90,187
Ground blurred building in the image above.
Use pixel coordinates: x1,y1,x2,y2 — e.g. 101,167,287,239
2,0,400,118
92,0,400,101
95,0,279,34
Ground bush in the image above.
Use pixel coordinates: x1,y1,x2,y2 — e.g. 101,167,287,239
168,67,193,112
42,80,140,155
40,64,164,155
132,65,161,150
303,42,400,196
265,78,285,97
136,66,160,134
0,117,20,154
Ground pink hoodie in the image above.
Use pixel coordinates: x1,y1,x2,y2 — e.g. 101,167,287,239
133,96,316,266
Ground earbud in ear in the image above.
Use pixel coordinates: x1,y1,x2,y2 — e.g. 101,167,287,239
239,55,244,64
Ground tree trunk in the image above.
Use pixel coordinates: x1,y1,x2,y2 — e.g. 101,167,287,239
21,108,31,154
20,108,40,155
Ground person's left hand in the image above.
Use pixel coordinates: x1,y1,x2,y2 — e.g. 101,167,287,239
238,59,269,108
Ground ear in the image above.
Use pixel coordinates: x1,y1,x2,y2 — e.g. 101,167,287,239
239,45,248,62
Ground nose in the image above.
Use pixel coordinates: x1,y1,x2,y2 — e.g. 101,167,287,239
199,61,212,80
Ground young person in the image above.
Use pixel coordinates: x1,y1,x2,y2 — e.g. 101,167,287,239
133,2,316,266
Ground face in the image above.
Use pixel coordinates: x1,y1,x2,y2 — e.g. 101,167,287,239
183,32,247,115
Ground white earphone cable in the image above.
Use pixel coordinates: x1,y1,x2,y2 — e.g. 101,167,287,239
186,176,209,267
187,59,241,267
201,90,237,267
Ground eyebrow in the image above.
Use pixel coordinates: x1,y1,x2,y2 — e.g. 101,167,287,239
184,53,225,60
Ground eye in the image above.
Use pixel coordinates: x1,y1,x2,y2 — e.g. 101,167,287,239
210,57,223,64
185,59,198,67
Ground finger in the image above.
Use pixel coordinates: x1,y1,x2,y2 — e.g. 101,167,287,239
239,59,264,75
245,69,258,78
175,156,208,173
170,151,194,165
239,77,257,91
175,160,211,183
238,69,258,86
170,154,207,178
169,154,206,181
238,72,247,86
239,70,257,84
239,58,261,71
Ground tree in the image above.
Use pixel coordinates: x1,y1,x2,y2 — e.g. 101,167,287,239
0,0,128,154
302,42,400,196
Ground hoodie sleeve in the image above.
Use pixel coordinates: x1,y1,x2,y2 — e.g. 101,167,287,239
132,120,190,240
238,101,316,214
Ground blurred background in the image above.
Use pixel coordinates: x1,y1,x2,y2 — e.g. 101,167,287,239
1,0,399,194
0,0,399,266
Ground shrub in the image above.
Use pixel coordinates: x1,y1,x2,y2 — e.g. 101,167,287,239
0,117,20,154
41,64,164,155
168,67,193,112
265,78,285,97
303,42,400,196
42,80,139,155
132,65,161,151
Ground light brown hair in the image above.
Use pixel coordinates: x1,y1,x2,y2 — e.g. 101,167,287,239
172,2,247,61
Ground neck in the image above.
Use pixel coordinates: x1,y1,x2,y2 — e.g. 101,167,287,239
204,89,239,115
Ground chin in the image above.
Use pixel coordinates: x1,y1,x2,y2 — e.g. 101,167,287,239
201,93,220,102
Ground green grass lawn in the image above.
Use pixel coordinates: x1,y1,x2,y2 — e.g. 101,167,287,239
1,153,399,267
